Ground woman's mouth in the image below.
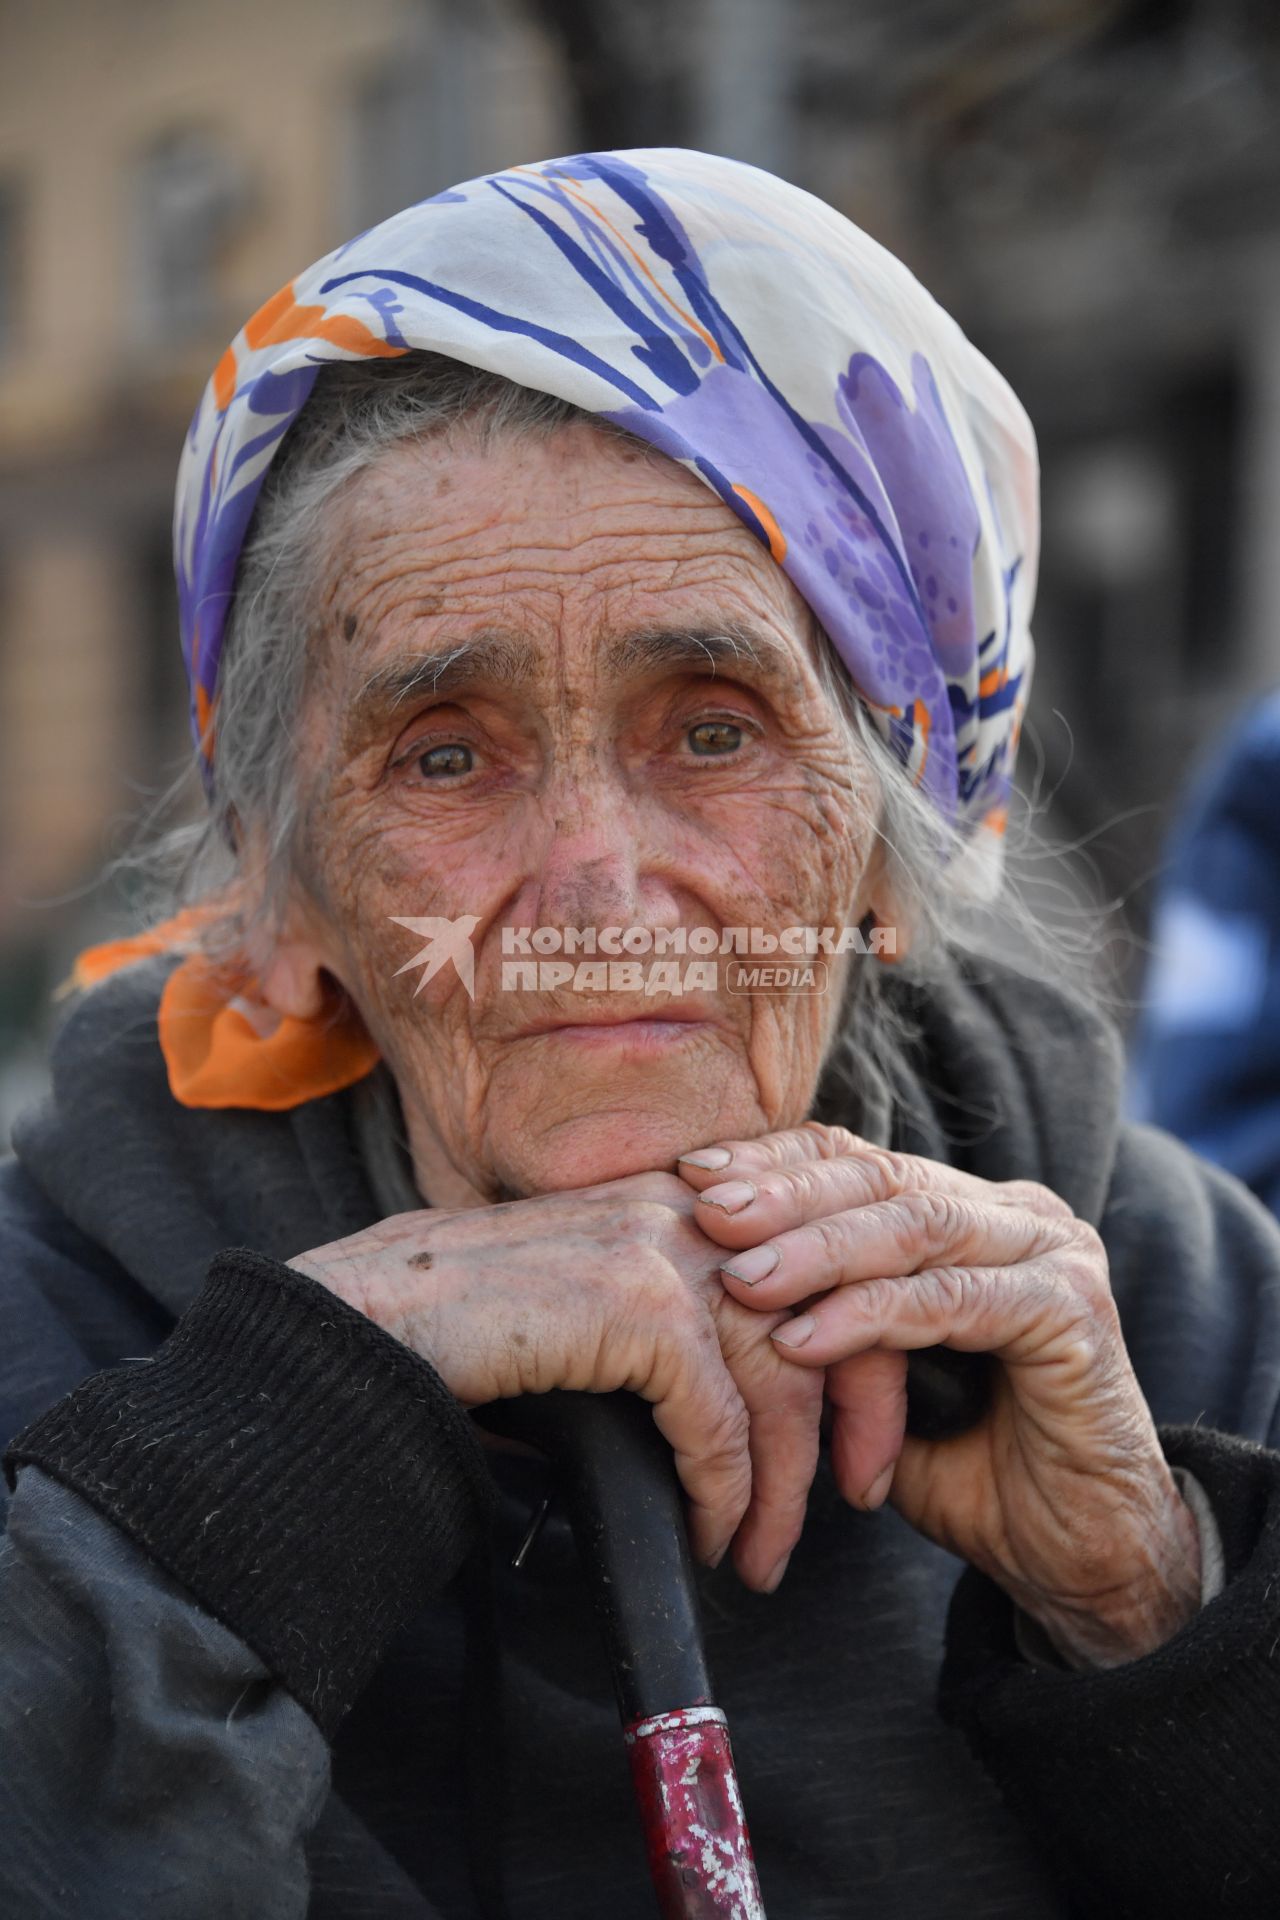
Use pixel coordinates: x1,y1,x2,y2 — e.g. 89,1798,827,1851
512,1013,718,1051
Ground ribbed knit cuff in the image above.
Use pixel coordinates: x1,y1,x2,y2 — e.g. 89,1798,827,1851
939,1424,1280,1919
3,1248,496,1738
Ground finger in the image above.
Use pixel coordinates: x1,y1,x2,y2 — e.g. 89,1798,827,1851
635,1321,754,1567
677,1122,874,1189
654,1295,824,1585
731,1371,825,1591
713,1300,826,1590
717,1194,1074,1308
680,1123,1072,1219
689,1145,1073,1250
825,1349,910,1511
767,1258,1109,1403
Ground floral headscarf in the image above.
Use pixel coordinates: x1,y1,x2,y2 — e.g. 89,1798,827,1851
175,147,1038,849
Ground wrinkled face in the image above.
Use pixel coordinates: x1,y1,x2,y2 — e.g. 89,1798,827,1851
278,421,886,1206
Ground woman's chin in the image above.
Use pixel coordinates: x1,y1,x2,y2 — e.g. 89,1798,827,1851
466,1031,769,1194
490,1099,761,1195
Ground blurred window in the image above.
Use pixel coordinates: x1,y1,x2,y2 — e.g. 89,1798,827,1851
347,12,497,231
130,128,247,346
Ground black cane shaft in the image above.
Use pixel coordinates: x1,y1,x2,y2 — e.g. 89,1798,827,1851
488,1389,713,1720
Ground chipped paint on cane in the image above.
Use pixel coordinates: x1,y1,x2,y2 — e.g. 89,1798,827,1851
627,1706,728,1740
624,1705,766,1918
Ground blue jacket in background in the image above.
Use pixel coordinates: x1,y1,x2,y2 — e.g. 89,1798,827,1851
1133,688,1280,1217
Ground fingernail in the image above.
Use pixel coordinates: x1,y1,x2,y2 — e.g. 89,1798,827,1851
707,1540,730,1570
698,1179,756,1214
861,1464,895,1510
679,1147,733,1171
762,1550,791,1593
772,1313,815,1349
722,1245,780,1287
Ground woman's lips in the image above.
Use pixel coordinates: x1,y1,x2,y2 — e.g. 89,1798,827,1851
512,1014,717,1050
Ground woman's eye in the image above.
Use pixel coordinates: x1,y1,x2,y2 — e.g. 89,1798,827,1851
687,720,744,756
416,742,474,778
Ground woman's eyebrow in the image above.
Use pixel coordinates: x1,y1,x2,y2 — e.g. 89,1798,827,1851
605,623,798,688
342,633,539,747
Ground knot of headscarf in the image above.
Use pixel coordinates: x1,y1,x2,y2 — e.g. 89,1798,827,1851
176,146,1037,848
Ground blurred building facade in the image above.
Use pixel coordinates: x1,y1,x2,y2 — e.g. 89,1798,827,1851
0,0,564,1130
2,0,1279,1136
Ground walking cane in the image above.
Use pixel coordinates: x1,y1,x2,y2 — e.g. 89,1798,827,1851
522,1389,765,1919
489,1349,990,1918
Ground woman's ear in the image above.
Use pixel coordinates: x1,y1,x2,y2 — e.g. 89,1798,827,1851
236,834,335,1020
860,909,904,965
254,932,331,1021
858,837,913,965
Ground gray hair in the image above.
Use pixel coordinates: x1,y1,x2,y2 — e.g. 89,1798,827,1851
131,353,1096,1132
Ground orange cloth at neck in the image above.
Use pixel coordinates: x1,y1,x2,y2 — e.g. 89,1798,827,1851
68,909,381,1112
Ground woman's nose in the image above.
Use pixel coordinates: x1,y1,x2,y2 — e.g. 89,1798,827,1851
530,770,649,932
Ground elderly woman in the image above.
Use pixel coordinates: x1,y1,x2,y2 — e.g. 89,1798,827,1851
2,150,1279,1920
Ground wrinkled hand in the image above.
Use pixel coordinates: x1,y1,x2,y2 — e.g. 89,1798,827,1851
288,1173,822,1591
678,1124,1202,1664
